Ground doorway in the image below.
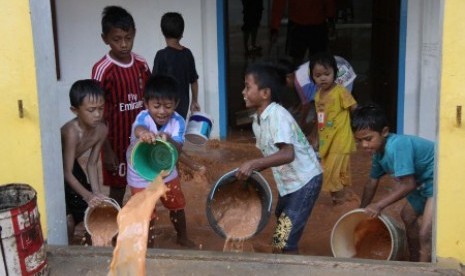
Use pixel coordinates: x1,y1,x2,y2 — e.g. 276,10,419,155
224,0,401,133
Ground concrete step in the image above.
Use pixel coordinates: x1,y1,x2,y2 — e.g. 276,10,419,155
46,245,462,276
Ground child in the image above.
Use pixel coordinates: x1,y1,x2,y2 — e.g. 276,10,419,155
61,79,107,243
276,57,318,149
152,12,200,119
152,12,205,173
91,6,151,207
236,62,323,254
351,105,434,262
310,52,357,205
275,57,301,113
126,74,195,248
297,55,357,147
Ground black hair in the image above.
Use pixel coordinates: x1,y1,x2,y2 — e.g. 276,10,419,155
351,105,389,133
69,79,104,108
309,52,338,83
160,12,184,39
101,6,135,35
144,74,180,102
245,62,285,104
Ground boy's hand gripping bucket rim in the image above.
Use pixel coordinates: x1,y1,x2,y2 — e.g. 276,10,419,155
330,208,407,260
205,169,273,240
84,197,121,238
130,139,179,181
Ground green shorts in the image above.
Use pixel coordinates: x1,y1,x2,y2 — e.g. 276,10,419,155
406,182,433,214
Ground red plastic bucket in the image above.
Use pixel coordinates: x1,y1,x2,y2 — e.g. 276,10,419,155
0,184,48,275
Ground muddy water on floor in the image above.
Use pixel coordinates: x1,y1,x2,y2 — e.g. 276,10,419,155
76,137,404,258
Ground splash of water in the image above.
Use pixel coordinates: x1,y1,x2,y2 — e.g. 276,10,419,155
108,175,169,275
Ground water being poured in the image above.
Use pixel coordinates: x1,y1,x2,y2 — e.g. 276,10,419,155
108,175,169,275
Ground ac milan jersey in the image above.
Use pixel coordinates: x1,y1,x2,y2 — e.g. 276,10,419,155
92,52,151,187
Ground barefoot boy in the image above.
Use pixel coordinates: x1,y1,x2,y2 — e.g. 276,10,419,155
92,6,151,207
236,62,323,254
126,74,195,248
351,105,435,262
61,79,107,243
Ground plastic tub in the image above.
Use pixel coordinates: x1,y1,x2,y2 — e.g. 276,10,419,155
130,139,178,181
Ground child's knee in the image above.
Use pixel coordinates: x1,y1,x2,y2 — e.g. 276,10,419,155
400,204,418,226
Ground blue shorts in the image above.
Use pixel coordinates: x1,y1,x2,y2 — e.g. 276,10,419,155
272,173,323,252
406,182,433,214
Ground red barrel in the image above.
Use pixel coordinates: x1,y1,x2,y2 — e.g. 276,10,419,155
0,184,48,275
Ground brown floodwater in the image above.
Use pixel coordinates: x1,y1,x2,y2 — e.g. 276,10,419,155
74,131,407,259
211,179,262,240
353,218,392,260
108,176,169,275
87,205,119,247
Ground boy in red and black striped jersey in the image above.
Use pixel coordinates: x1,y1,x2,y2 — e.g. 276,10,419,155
91,6,151,207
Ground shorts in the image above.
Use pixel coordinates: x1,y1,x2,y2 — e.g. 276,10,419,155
102,160,128,188
407,182,433,214
129,177,186,218
272,173,323,252
64,160,91,224
102,146,128,188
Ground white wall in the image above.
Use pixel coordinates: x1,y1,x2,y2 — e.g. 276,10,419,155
54,0,220,138
31,0,68,245
404,0,442,140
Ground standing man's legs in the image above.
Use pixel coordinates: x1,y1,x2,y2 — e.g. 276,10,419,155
286,21,307,64
286,22,328,64
307,23,328,58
